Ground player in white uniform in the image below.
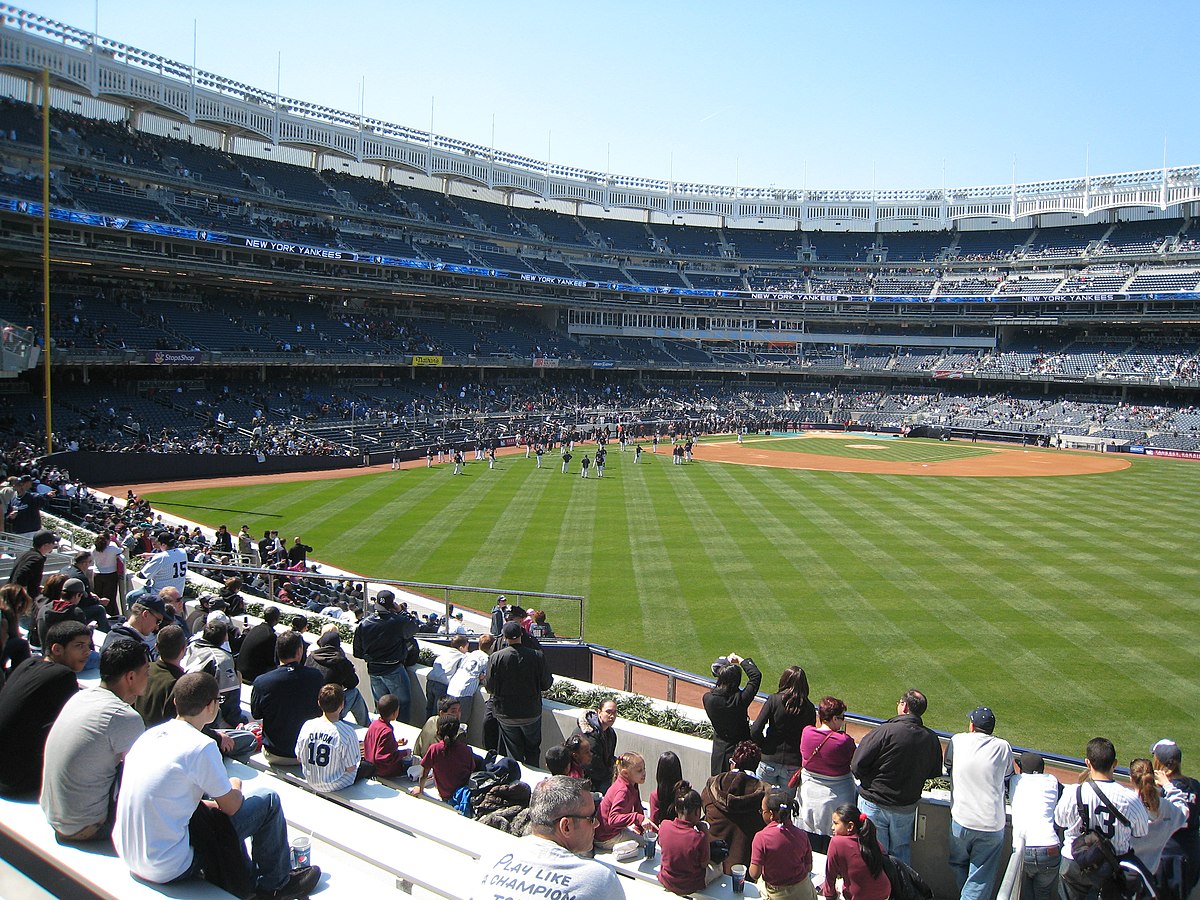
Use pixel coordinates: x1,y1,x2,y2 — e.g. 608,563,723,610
295,684,373,793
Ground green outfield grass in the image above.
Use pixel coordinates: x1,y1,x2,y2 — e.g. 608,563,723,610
144,441,1200,758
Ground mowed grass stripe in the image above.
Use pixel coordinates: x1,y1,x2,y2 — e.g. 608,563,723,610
452,463,551,589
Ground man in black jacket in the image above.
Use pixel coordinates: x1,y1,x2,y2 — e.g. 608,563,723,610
485,622,553,767
8,530,58,597
307,628,369,726
249,631,322,765
352,590,417,722
236,605,280,684
850,688,943,865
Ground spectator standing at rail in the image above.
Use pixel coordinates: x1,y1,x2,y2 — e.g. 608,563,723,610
1152,739,1200,895
752,664,815,798
798,696,858,836
286,536,312,567
1008,751,1063,900
944,706,1014,900
489,594,508,638
850,688,943,865
485,621,553,767
353,589,417,721
703,652,762,776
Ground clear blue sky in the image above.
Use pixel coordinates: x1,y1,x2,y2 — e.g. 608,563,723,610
24,0,1200,192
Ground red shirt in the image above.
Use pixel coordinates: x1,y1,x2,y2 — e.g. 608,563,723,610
419,738,476,801
657,818,710,895
649,789,675,826
822,834,889,900
364,718,404,777
751,821,813,887
596,776,645,841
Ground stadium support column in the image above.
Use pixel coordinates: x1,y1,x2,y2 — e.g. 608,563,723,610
41,67,53,456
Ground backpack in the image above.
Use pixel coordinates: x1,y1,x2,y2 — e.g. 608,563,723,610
882,854,933,900
1071,781,1128,886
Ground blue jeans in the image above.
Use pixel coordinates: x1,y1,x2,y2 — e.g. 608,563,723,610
369,665,411,723
858,797,916,866
1022,845,1061,900
948,820,1007,900
343,687,370,727
230,789,290,892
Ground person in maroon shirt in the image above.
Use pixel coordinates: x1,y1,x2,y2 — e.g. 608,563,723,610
658,783,722,895
363,693,409,778
410,715,475,801
821,803,890,900
750,789,816,900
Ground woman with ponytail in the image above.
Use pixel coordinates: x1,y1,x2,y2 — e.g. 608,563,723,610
657,782,723,895
750,789,817,900
1129,757,1189,877
821,803,889,900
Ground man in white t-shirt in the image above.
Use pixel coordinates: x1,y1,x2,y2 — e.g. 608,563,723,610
469,775,624,900
944,706,1014,900
1009,751,1063,900
40,638,149,841
1055,736,1151,900
295,684,374,793
114,672,320,900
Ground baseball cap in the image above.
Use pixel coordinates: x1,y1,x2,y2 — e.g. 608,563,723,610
62,577,86,596
711,656,730,677
376,590,396,609
496,595,507,604
32,530,59,549
1019,751,1045,774
1152,739,1182,767
156,531,175,546
968,706,996,734
139,596,168,618
502,621,523,640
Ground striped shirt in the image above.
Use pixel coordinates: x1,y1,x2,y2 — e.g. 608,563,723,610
295,716,360,793
1055,778,1150,858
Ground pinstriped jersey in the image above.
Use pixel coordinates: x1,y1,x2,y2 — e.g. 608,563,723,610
295,716,360,793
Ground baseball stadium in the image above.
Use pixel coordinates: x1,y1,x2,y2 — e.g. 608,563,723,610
0,4,1199,898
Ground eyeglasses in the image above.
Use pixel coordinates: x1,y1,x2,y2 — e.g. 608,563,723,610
561,809,599,826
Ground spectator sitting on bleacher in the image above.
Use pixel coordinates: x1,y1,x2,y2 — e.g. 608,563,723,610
307,624,369,726
40,638,148,841
468,775,624,900
35,575,110,650
363,693,409,778
183,618,244,729
573,697,619,794
237,605,281,685
101,595,166,660
410,713,476,802
295,683,375,793
114,671,322,900
135,624,187,727
415,695,463,760
250,630,323,766
446,632,490,723
0,621,91,796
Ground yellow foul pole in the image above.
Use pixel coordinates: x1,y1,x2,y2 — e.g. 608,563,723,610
41,68,52,455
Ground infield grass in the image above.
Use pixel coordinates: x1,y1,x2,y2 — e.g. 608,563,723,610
144,440,1200,758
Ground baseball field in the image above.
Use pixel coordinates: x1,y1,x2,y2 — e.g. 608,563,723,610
139,434,1200,759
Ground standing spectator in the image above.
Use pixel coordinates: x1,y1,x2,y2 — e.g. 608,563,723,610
820,803,890,900
0,621,90,796
410,714,477,802
307,625,369,726
237,605,280,685
703,652,762,776
1129,757,1189,880
1008,751,1063,900
212,525,233,555
286,536,313,567
114,672,321,899
485,621,553,767
703,740,768,874
798,696,858,836
363,693,409,778
944,706,1014,900
352,589,417,722
1054,736,1151,900
1152,739,1200,896
468,776,623,900
7,529,58,597
446,632,491,724
574,697,620,794
6,475,52,536
750,789,817,900
295,684,375,792
90,531,123,612
250,630,323,765
40,639,148,841
489,594,508,638
752,665,816,797
850,688,943,865
425,634,469,717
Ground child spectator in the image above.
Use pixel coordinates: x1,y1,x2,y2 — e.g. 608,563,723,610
545,743,571,776
651,751,684,826
363,693,409,778
295,684,374,792
410,715,476,802
821,803,889,900
595,751,657,849
750,789,816,900
564,734,592,780
658,782,723,894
